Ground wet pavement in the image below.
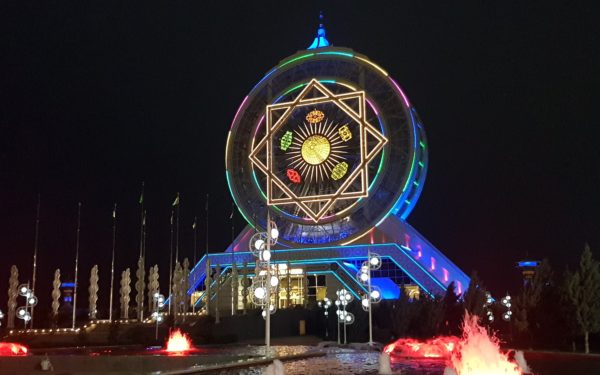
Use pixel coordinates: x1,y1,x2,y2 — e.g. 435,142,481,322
204,346,600,375
209,347,445,375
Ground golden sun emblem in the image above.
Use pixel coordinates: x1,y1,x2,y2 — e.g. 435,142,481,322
301,135,331,165
306,109,325,124
287,118,346,183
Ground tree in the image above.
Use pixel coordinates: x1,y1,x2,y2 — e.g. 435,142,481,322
51,269,61,327
565,244,600,354
442,282,462,335
88,265,99,319
463,271,487,318
135,256,145,321
147,265,159,312
120,268,131,319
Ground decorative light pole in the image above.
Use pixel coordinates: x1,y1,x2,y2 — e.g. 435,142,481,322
317,298,332,338
334,298,341,344
16,284,37,329
356,250,382,346
501,294,512,321
151,292,165,340
335,289,354,344
249,213,279,355
484,292,494,322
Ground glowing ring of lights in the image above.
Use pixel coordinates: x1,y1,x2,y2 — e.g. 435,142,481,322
226,47,428,246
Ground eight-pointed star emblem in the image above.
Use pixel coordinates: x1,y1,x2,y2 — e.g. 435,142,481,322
249,79,388,222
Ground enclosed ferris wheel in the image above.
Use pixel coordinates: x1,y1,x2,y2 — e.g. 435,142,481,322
226,44,427,247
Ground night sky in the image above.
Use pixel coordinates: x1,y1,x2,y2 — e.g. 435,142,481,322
1,1,598,319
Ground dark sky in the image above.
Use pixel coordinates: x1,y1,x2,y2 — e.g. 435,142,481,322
1,1,598,317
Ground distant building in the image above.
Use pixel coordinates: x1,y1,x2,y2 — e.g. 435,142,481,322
60,281,75,305
516,260,540,287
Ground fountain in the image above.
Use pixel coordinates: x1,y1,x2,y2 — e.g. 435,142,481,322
165,329,193,353
0,342,28,356
384,336,459,359
384,312,532,374
446,312,529,375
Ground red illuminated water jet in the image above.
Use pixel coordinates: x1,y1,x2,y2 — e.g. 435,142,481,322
165,329,193,353
0,342,29,356
384,336,458,359
383,313,530,374
448,313,525,375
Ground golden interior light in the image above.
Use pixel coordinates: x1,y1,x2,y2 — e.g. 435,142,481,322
301,135,330,165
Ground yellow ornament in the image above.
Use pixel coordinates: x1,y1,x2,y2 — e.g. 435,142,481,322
306,110,325,124
338,124,352,141
331,162,349,180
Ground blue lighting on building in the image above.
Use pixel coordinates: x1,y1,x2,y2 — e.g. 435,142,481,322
61,282,75,288
518,260,540,267
308,12,330,49
371,278,401,299
343,261,359,272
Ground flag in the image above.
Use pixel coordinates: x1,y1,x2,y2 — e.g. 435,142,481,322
172,193,180,207
112,204,117,219
170,210,174,225
139,182,144,204
205,193,209,211
192,217,197,229
230,202,234,219
142,210,146,226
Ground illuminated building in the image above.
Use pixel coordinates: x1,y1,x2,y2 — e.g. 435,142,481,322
516,260,540,287
179,17,470,311
60,282,75,305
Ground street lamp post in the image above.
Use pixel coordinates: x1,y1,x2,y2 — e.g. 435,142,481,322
501,294,512,321
484,292,494,323
335,289,354,344
318,298,332,338
249,213,279,356
16,284,37,329
356,250,382,346
152,292,165,340
334,299,341,344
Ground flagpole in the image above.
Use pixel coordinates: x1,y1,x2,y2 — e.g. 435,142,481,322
139,183,145,259
192,217,197,313
168,209,174,316
72,202,81,329
30,193,41,328
140,210,147,321
138,183,145,321
175,192,180,263
230,201,235,316
109,204,117,322
142,210,147,258
193,217,197,265
205,194,209,258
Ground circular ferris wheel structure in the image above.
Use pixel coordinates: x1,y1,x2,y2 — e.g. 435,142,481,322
226,35,427,247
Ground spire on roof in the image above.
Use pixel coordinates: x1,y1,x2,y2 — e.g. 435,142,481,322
308,11,330,49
